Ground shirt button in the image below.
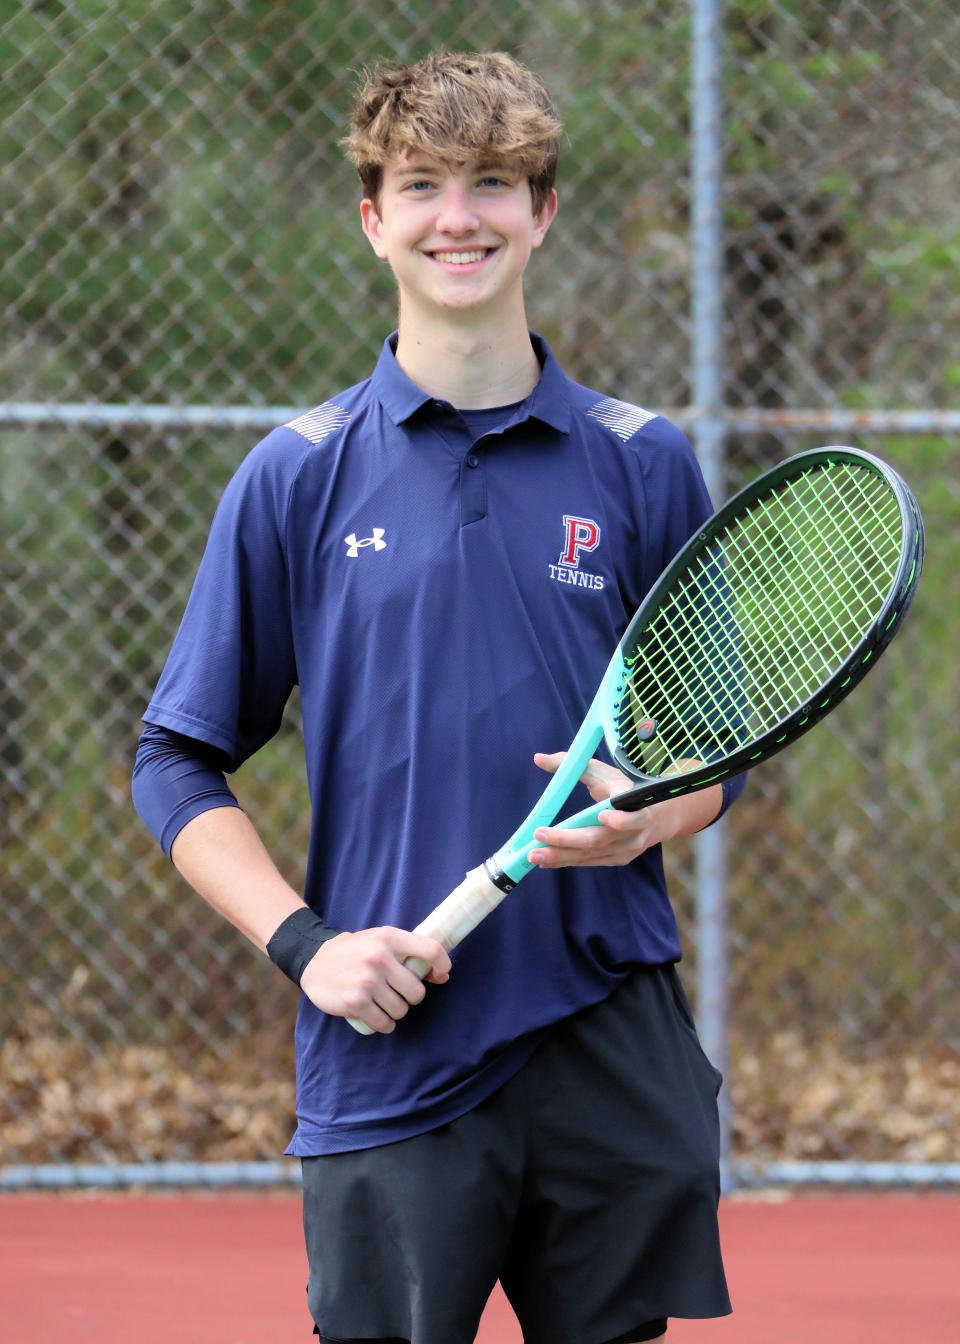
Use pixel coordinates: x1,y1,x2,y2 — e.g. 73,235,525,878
466,454,480,468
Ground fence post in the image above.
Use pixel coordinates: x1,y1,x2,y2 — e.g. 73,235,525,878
690,0,732,1186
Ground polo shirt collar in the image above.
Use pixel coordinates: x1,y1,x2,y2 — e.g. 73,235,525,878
372,331,571,434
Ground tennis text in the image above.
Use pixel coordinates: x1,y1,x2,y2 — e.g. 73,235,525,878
548,564,605,590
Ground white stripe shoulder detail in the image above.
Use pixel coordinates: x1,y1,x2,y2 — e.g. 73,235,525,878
285,401,351,445
586,397,658,441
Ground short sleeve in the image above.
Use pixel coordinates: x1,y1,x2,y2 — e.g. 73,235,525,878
637,419,715,590
143,431,305,770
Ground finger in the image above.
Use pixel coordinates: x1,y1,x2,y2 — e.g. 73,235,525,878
396,933,452,979
529,837,633,867
598,805,651,830
531,845,636,869
372,980,419,1023
349,1000,397,1034
533,815,654,847
386,961,430,1007
532,828,652,865
529,819,655,867
532,823,611,850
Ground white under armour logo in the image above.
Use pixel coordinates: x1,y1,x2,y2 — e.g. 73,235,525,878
344,528,387,558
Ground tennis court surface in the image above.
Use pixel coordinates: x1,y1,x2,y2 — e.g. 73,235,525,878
2,1190,957,1342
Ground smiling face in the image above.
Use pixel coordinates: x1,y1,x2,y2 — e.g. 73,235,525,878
359,152,557,326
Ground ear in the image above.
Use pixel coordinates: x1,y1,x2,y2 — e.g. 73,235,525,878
531,188,558,250
360,197,388,259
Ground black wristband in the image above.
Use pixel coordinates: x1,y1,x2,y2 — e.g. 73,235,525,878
266,908,340,986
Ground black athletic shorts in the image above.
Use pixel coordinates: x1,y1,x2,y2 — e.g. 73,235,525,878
301,963,731,1344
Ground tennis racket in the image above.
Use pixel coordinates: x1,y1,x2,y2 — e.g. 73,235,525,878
348,445,923,1034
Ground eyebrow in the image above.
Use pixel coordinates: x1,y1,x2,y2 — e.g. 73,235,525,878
393,163,444,178
392,159,515,179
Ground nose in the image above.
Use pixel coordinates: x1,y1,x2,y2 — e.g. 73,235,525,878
435,182,480,236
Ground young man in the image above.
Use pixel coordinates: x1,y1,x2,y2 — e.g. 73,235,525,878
133,51,742,1344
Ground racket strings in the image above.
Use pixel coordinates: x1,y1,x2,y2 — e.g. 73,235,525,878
710,480,898,687
731,470,900,655
749,473,898,624
621,466,903,767
637,467,902,763
615,462,904,775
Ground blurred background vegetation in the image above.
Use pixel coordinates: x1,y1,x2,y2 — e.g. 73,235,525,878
1,1,957,1169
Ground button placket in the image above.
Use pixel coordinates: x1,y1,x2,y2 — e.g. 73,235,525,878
459,447,486,526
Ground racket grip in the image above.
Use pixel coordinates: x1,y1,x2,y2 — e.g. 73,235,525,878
346,864,505,1036
411,862,505,950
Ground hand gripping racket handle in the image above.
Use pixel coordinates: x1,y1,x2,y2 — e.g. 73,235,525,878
346,863,505,1035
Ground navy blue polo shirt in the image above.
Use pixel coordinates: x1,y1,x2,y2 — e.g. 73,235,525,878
143,333,741,1154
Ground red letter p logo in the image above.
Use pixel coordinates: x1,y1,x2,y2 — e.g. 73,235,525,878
559,515,601,568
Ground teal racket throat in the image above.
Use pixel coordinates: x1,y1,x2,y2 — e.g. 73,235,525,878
348,446,924,1034
493,690,609,885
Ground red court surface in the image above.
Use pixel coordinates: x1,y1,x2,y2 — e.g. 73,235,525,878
2,1191,958,1342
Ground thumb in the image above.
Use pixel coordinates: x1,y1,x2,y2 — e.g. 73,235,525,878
533,751,565,775
533,752,629,802
581,757,632,800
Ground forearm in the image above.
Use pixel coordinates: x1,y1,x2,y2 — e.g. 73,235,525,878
653,782,725,843
169,805,449,1033
170,805,306,952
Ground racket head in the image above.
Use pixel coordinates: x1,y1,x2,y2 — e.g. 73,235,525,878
599,446,924,810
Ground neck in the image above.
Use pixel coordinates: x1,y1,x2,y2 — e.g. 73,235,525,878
394,301,540,409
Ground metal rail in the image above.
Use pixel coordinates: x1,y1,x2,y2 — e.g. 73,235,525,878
4,1159,959,1191
5,404,958,433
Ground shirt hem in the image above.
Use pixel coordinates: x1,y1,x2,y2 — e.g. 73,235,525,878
143,703,237,758
285,1034,543,1156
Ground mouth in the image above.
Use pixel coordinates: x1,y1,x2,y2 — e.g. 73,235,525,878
424,246,499,271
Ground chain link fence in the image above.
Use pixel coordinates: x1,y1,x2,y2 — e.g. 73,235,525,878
2,1,958,1182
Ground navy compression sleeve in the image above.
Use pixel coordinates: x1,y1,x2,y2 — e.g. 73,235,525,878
132,723,240,857
715,772,747,823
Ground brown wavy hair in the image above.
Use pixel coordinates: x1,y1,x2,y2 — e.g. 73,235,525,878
342,51,562,212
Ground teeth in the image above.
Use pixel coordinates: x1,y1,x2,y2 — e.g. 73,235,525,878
432,250,488,264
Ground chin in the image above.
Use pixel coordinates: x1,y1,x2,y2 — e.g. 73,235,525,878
432,289,493,312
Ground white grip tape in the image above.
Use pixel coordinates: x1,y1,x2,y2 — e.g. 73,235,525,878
411,863,506,951
346,864,506,1036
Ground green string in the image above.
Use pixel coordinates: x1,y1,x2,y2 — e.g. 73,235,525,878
615,462,903,776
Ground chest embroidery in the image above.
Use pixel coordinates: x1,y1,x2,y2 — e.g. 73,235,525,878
548,514,605,590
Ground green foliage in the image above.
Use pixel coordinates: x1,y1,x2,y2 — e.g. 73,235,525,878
2,3,958,1118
